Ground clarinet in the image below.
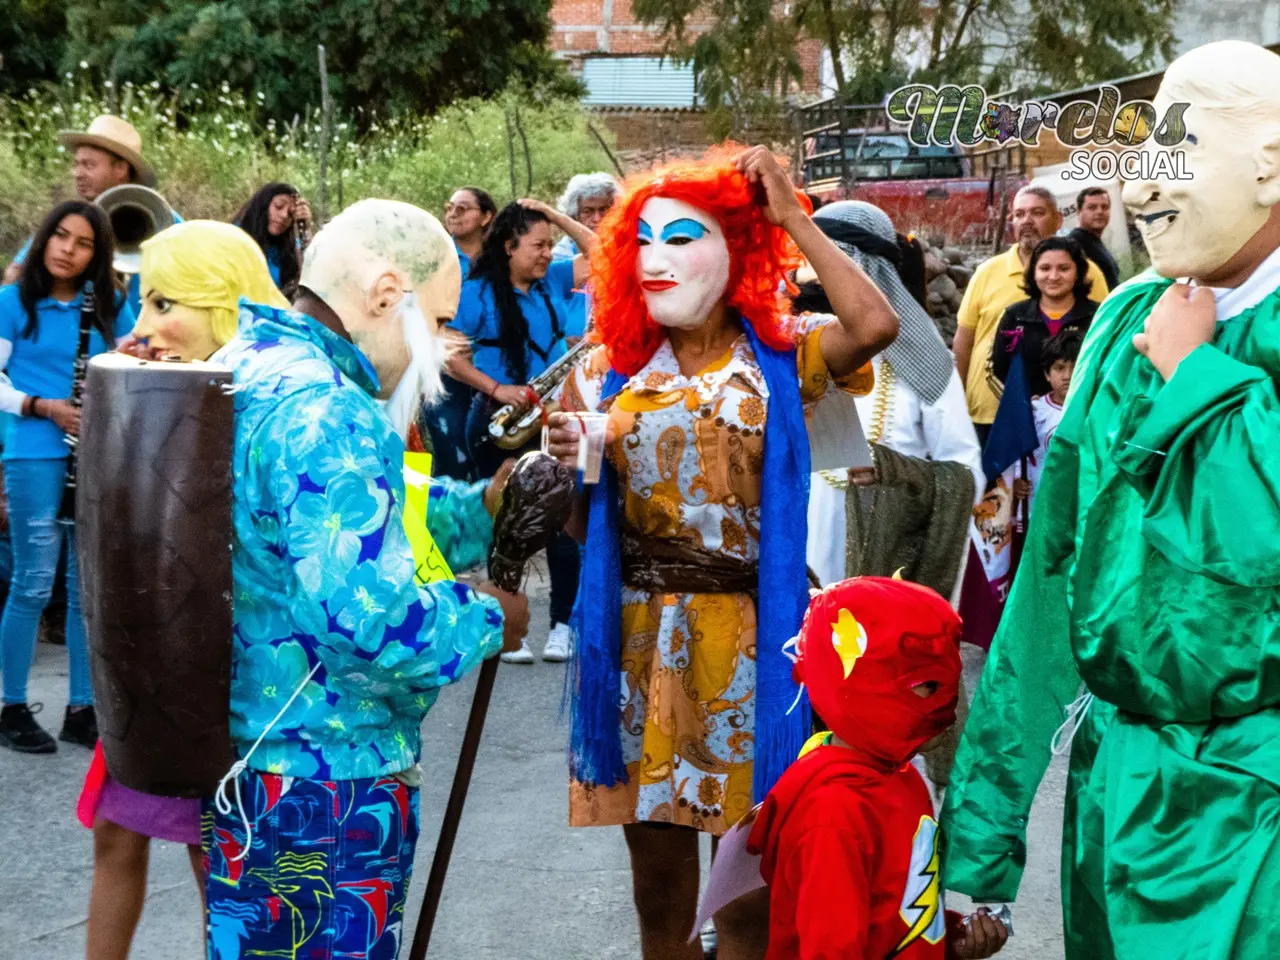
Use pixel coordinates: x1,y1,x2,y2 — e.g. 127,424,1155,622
58,284,95,521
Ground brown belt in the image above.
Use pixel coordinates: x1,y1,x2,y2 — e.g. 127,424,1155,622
620,529,758,595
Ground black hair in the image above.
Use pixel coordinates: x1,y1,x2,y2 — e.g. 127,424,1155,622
233,182,300,294
471,203,551,384
1023,236,1092,304
1042,328,1084,373
791,231,927,313
896,233,928,308
457,186,498,220
455,187,498,279
1076,186,1109,212
18,201,119,343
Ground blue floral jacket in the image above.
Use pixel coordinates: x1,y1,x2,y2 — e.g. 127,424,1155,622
212,302,503,781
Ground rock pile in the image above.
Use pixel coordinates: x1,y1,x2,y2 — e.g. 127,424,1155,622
920,241,985,347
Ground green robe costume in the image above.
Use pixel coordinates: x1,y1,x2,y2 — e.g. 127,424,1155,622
940,270,1280,960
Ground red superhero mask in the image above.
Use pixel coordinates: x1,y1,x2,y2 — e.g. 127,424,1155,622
792,576,962,769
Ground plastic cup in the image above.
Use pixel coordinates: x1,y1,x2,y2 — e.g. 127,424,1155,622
544,412,609,484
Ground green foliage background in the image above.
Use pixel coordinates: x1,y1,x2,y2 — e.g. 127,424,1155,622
0,73,617,263
3,0,580,122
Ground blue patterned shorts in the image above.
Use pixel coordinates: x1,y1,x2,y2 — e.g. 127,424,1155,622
203,772,421,960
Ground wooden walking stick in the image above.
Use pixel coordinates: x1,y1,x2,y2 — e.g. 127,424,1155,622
408,451,578,959
408,654,499,960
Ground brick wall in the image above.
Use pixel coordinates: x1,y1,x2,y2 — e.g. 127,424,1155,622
551,0,822,92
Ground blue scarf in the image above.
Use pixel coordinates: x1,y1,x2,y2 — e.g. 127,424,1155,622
569,320,813,803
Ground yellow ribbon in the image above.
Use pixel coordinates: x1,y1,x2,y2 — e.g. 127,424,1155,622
403,451,453,585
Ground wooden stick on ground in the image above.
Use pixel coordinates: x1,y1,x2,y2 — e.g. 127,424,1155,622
408,654,501,960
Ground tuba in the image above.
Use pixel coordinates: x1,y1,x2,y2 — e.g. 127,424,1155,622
96,184,175,274
488,338,598,450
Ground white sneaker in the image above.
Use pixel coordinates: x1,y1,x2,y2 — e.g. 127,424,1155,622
500,641,536,664
542,623,575,662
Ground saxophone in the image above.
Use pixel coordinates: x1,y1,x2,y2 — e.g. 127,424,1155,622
487,338,598,450
58,284,95,521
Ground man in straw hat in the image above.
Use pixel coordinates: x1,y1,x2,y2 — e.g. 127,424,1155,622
3,115,157,287
61,114,157,200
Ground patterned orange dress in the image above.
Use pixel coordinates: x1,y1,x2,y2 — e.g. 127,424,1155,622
559,317,872,835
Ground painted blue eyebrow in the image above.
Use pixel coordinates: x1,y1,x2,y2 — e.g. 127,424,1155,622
661,219,708,242
638,220,653,241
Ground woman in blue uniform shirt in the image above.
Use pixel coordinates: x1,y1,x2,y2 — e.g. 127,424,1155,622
0,201,134,754
431,186,499,481
232,182,311,298
448,198,594,663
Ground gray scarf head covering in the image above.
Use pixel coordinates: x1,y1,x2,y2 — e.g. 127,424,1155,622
811,200,954,405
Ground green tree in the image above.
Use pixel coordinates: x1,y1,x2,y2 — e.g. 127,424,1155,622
0,0,70,96
635,0,1179,121
632,0,804,139
59,0,580,124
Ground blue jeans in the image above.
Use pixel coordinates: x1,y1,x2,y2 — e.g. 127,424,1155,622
0,458,91,706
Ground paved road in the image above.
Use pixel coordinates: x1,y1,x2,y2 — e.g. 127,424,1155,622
0,570,1068,959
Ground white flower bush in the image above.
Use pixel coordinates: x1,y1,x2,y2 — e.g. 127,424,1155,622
1,77,617,263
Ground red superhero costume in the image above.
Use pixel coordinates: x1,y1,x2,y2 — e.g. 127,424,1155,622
748,576,965,959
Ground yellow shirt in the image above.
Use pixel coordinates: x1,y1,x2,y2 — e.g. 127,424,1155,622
956,245,1109,423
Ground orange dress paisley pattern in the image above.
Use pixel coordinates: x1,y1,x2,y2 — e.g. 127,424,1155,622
559,317,873,835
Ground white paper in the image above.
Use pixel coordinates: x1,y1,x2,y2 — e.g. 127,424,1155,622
807,389,874,471
689,814,766,941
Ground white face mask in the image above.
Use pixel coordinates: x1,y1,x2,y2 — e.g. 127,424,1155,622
1122,90,1275,280
381,291,447,443
635,198,730,329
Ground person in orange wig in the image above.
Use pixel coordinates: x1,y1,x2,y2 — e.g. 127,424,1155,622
546,145,899,958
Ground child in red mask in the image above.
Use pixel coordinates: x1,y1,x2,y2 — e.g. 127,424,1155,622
747,576,1009,959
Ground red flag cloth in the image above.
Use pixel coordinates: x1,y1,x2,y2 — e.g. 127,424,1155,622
76,742,109,829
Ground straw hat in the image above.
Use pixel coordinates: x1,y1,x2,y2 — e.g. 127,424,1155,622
58,115,156,187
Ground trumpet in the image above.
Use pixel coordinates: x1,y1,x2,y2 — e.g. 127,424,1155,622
488,338,598,450
96,184,175,275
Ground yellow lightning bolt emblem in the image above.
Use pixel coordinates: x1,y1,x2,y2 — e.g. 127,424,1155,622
893,816,945,955
831,608,868,678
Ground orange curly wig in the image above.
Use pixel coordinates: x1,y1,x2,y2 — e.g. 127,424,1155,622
588,145,812,376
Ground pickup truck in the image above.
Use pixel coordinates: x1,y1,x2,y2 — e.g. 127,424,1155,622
801,128,1026,247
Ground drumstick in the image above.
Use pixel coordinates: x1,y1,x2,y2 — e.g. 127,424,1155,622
407,654,500,960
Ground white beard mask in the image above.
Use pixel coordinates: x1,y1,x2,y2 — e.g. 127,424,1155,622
636,197,731,329
381,291,447,443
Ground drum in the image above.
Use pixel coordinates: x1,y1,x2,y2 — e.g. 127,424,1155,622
78,354,236,797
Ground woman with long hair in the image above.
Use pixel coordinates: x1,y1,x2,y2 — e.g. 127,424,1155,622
544,147,898,959
232,182,310,298
989,236,1099,398
0,201,133,754
448,199,594,664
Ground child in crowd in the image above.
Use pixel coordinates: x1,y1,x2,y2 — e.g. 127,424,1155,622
747,576,1009,959
1013,329,1081,509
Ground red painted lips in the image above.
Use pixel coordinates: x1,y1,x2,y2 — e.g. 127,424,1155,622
641,280,679,292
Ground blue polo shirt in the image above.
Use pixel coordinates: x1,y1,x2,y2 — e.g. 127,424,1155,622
450,259,577,385
0,284,135,461
266,247,282,288
455,242,472,281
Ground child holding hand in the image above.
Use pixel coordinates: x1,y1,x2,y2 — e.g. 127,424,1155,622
747,576,1009,959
